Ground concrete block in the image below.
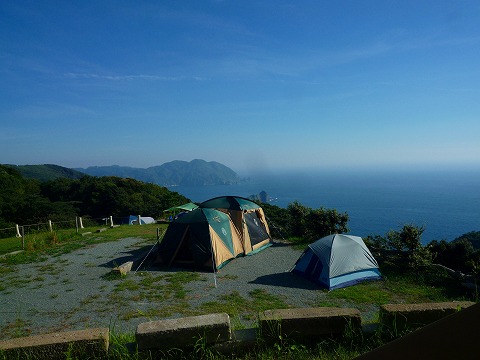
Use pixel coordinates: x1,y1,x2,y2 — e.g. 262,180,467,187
136,313,231,350
259,307,361,340
0,328,109,360
96,228,107,233
380,301,475,331
113,261,133,276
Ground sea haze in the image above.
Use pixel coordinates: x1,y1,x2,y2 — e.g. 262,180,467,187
170,168,480,244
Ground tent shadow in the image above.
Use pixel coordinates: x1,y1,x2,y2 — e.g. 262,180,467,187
100,244,158,269
270,241,296,248
145,264,213,274
249,272,320,290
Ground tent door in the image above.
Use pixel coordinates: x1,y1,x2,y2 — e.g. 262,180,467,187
168,225,190,267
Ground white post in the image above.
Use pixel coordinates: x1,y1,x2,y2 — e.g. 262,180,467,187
15,224,21,238
109,216,114,228
137,215,141,225
79,217,84,229
48,220,53,232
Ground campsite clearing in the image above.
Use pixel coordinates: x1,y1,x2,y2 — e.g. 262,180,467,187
0,230,469,341
0,237,319,340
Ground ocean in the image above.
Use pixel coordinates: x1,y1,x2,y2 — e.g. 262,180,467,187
169,168,480,244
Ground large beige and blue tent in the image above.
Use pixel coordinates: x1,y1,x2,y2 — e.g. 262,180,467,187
155,207,244,270
199,196,273,255
292,234,381,290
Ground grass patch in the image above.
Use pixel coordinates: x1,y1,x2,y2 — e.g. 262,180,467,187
249,288,290,311
328,266,470,309
163,271,204,299
102,271,126,281
35,263,62,275
0,266,14,275
103,271,205,321
139,273,165,287
198,289,291,325
286,236,311,250
114,279,141,292
0,318,32,339
0,224,166,266
82,223,166,243
0,237,22,255
80,294,101,306
3,277,33,288
329,281,392,306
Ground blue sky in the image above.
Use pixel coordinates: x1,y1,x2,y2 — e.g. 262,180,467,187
1,1,479,175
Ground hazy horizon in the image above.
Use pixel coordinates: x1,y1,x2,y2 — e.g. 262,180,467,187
5,159,480,182
1,2,479,172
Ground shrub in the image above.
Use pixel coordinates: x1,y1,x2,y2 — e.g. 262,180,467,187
262,201,349,242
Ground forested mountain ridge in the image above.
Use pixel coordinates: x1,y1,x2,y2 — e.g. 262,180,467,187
0,165,189,229
4,164,85,181
76,159,242,186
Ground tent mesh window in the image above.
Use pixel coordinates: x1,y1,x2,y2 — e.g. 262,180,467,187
244,212,269,246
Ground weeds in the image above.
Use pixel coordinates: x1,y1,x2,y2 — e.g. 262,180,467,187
0,224,166,265
0,311,32,339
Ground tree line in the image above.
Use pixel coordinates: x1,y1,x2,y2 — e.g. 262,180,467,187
0,165,189,230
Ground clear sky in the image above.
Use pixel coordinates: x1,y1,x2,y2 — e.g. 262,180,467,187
1,1,479,175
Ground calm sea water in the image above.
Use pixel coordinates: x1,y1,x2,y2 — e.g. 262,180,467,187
169,168,480,244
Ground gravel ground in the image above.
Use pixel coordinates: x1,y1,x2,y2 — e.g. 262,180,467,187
0,238,339,340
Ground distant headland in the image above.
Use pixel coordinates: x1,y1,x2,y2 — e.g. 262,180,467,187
4,160,243,187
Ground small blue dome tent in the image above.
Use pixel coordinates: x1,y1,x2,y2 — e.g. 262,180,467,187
292,234,381,290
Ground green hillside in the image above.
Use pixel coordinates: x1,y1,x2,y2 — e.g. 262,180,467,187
4,164,85,182
0,165,189,229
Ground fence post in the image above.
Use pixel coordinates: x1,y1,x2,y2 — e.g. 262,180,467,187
75,217,79,233
137,215,141,225
109,216,114,228
21,226,25,249
48,220,53,232
15,224,21,238
79,217,84,229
